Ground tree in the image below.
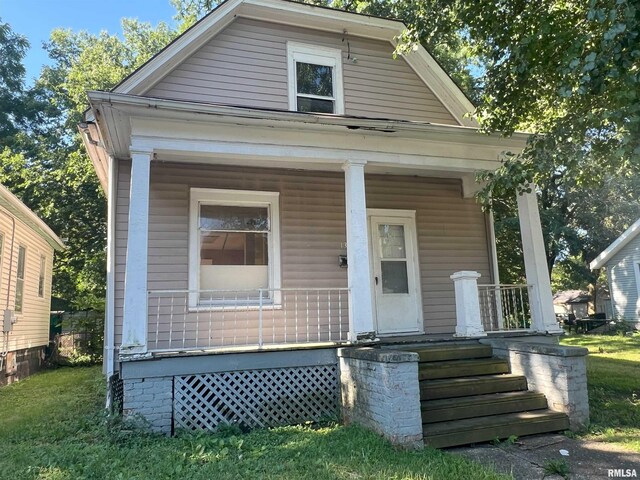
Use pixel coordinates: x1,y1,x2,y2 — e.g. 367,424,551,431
32,20,176,309
441,1,640,281
0,20,30,145
444,1,640,183
0,18,176,310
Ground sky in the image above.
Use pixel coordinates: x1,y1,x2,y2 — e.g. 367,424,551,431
0,0,178,86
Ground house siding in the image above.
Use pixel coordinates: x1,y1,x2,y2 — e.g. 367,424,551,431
114,161,491,346
146,17,458,125
0,208,55,353
607,235,640,321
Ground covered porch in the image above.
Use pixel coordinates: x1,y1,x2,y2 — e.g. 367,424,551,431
86,91,562,361
83,92,589,443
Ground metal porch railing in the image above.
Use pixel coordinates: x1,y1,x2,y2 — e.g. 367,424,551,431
147,288,350,352
477,284,533,332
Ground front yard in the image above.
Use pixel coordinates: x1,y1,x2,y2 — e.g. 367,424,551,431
561,334,640,452
0,366,508,480
2,333,637,478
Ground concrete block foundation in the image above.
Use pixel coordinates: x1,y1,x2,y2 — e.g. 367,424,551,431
338,347,423,449
122,376,173,434
482,339,590,430
1,346,45,386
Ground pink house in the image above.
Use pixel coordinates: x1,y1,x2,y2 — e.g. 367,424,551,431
81,0,588,448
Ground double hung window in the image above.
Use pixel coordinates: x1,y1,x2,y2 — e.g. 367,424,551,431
287,42,344,114
189,189,281,307
15,245,25,313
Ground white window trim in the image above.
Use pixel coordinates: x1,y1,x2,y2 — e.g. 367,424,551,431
188,188,281,309
287,41,344,115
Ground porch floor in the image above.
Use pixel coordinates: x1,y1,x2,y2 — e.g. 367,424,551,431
139,331,556,361
378,330,553,347
145,341,347,360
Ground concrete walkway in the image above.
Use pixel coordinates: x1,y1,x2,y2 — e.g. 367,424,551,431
450,434,640,479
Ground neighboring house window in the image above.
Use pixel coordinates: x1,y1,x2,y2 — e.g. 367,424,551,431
189,189,281,306
0,233,3,293
287,42,344,114
38,254,46,298
15,245,26,313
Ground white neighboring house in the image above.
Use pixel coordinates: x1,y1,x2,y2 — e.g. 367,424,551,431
0,183,65,385
591,218,640,329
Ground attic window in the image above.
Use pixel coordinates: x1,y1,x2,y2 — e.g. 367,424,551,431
287,42,344,115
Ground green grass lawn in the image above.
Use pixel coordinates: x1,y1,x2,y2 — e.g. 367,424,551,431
561,334,640,452
0,366,509,480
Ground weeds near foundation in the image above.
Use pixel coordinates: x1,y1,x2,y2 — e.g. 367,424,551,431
491,435,518,447
543,459,570,479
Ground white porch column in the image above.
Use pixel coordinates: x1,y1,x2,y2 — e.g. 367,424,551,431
517,186,563,334
121,149,153,354
451,271,486,337
343,160,375,341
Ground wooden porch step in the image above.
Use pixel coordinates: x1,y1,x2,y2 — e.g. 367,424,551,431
405,344,493,363
423,410,570,448
421,374,528,400
421,391,548,424
418,358,510,380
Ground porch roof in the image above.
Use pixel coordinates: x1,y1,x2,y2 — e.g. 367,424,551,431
82,91,529,194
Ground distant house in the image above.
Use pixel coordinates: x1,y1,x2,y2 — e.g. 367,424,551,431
0,184,65,385
591,218,640,329
553,290,591,319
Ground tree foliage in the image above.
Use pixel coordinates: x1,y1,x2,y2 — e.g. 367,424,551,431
0,21,31,145
0,18,176,310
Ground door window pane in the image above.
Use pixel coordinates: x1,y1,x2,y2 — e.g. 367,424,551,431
378,224,406,259
200,205,268,231
381,261,409,294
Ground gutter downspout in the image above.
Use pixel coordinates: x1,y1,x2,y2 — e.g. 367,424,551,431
104,156,117,409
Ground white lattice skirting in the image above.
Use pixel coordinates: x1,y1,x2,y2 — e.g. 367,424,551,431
173,365,339,431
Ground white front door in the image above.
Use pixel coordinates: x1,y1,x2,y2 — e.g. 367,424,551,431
368,210,423,335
